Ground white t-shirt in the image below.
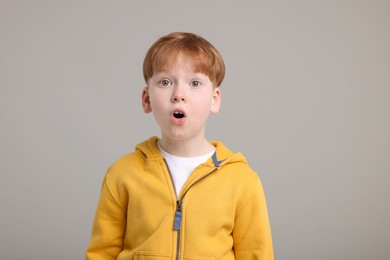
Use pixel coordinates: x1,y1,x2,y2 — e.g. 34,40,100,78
158,141,215,197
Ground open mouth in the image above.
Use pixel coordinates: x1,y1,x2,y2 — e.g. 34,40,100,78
173,111,185,119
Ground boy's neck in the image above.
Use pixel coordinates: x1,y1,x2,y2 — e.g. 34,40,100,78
159,137,215,157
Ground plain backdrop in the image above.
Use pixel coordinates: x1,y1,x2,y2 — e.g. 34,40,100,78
1,1,389,259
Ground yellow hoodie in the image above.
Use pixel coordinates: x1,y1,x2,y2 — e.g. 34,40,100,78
86,136,273,260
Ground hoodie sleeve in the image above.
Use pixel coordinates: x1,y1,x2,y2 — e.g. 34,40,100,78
233,173,274,260
86,171,127,260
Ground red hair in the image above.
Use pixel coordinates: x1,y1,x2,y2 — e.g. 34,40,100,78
143,32,225,87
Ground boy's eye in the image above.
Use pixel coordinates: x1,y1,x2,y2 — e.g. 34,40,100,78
191,81,200,87
160,80,171,86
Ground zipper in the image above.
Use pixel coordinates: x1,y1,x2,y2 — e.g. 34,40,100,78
164,159,219,260
173,200,182,260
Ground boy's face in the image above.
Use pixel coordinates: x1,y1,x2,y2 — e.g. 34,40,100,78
142,54,221,144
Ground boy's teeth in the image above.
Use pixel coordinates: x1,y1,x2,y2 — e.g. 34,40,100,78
173,112,184,118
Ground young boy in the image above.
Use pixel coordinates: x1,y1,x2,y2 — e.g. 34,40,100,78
86,32,273,260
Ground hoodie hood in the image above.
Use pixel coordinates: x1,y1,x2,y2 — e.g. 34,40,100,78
135,136,248,168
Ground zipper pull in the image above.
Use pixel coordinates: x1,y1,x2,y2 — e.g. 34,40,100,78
173,200,182,231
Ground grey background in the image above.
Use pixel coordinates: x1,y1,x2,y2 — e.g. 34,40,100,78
1,1,389,259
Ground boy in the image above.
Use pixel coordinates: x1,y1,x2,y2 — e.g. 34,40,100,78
86,32,273,260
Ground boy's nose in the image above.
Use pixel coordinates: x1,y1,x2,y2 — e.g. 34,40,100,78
172,95,185,102
171,86,186,102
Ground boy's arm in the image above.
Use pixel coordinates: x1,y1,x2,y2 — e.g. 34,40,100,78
86,173,127,260
233,175,274,260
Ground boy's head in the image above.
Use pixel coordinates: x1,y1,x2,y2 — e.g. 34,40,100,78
143,32,225,87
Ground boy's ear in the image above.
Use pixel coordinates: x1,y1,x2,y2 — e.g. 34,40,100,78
142,87,152,113
210,87,222,114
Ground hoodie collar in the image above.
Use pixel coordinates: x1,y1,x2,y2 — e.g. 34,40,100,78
136,136,248,168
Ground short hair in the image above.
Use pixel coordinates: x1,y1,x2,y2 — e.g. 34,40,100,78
143,32,225,87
